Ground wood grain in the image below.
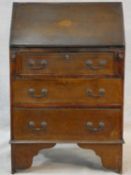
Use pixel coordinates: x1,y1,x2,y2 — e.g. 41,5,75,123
12,108,122,141
10,2,125,173
12,78,122,107
10,3,124,47
15,52,117,76
78,143,122,173
11,143,56,173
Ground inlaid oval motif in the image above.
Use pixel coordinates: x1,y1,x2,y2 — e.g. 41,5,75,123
58,19,73,27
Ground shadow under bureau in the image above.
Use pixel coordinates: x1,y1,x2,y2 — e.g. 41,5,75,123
10,2,125,173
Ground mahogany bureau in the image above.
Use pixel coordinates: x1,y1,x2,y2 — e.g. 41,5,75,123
10,2,125,173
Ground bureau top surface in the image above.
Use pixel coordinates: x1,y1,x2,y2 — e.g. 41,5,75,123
10,2,124,47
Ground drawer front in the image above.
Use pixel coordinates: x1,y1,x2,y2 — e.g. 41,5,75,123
12,108,122,141
16,52,117,76
13,78,122,107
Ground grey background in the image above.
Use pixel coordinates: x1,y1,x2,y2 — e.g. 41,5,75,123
0,0,131,174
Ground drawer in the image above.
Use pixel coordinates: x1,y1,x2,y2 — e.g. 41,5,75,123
15,52,118,76
12,108,122,141
13,78,122,107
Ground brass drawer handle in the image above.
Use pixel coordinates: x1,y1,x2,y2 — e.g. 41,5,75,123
86,88,105,98
28,88,48,98
85,60,107,70
28,59,48,70
28,121,47,131
86,121,105,132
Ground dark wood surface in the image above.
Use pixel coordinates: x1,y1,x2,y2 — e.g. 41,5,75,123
10,2,125,174
15,51,119,76
12,108,122,141
78,144,122,173
10,2,124,47
13,78,122,107
11,143,56,173
11,143,122,173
